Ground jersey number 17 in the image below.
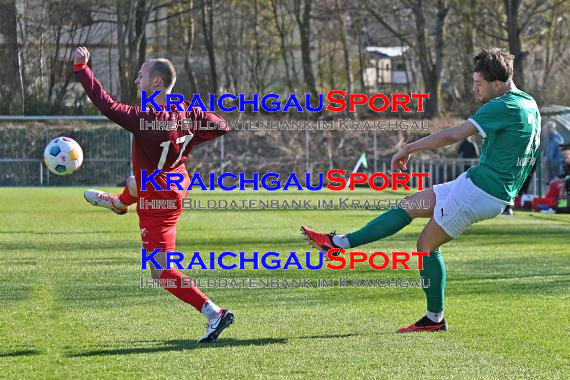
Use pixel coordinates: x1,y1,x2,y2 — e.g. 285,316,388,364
157,134,194,169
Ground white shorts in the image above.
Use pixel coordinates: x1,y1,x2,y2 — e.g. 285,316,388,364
433,172,508,238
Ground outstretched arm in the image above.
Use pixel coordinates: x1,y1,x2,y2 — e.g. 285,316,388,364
74,47,141,133
391,121,478,172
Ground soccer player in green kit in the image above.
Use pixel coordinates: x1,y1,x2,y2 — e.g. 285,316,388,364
302,48,541,332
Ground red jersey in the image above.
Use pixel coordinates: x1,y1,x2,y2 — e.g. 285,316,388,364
75,65,229,216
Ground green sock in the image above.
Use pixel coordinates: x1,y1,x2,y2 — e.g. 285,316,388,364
345,207,412,248
420,250,446,313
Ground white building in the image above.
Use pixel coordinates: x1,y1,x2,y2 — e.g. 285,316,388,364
364,46,413,88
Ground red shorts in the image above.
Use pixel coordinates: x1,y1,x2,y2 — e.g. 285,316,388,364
139,209,183,251
136,168,190,251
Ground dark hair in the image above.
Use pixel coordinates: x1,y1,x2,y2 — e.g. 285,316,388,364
472,48,514,82
148,59,176,90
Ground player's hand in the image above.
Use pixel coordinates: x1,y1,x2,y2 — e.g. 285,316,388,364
391,145,411,173
74,46,90,65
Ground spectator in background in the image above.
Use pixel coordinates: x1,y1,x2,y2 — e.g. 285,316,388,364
544,121,564,182
457,136,479,171
552,145,570,213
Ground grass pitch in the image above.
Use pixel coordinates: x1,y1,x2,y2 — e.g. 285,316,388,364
0,188,568,379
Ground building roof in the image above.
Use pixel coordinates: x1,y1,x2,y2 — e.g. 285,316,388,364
366,46,409,58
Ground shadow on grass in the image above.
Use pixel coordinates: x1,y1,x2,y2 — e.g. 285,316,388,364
293,333,362,340
0,287,34,306
463,230,568,240
67,333,361,357
0,231,123,235
67,338,286,357
527,214,570,224
2,236,308,252
449,276,570,296
0,349,40,357
0,240,138,252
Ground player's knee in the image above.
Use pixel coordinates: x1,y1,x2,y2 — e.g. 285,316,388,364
416,236,425,251
404,206,421,219
402,198,424,220
416,234,433,252
127,175,138,197
401,194,432,219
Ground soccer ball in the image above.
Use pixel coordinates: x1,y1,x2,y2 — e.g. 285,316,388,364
43,137,84,176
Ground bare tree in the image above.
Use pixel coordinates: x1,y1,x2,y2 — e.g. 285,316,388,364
335,0,353,92
293,0,318,99
0,0,22,114
115,0,155,104
505,0,526,89
46,1,96,113
349,8,368,93
199,0,218,97
219,4,245,95
367,0,450,118
179,0,200,94
451,0,475,97
473,0,552,91
271,0,297,92
539,0,570,97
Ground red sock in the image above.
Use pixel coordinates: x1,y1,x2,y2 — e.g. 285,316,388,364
159,269,208,311
118,185,137,206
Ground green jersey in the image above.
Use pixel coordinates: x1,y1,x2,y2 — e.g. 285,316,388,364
466,89,541,203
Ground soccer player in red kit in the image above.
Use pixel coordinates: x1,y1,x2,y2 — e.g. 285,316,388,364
73,46,234,343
